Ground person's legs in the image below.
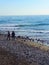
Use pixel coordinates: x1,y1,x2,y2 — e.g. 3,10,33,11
7,36,10,40
9,36,10,40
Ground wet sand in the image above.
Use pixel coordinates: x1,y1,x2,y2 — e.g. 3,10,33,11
0,34,49,65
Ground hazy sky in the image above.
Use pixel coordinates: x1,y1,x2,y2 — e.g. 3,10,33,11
0,0,49,15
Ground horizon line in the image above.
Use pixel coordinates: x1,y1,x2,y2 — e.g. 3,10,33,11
0,14,49,16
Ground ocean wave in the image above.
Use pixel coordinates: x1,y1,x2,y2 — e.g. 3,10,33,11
0,23,49,27
0,24,49,33
0,24,17,27
0,28,49,33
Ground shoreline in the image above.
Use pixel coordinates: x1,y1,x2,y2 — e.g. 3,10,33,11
0,30,49,45
0,32,49,46
0,34,49,47
0,34,49,51
0,31,49,46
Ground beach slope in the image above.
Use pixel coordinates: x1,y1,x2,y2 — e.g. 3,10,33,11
0,35,49,65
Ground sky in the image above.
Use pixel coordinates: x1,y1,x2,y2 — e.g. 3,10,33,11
0,0,49,15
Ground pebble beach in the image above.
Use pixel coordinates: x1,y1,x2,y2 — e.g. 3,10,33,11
0,34,49,65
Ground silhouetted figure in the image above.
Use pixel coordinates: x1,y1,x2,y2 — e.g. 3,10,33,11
12,31,15,40
7,31,10,40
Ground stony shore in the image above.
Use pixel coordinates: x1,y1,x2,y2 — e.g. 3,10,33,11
0,34,49,65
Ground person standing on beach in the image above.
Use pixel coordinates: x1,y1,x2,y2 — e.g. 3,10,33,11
12,31,15,40
7,31,10,40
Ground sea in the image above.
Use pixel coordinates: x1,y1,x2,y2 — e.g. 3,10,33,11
0,15,49,43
